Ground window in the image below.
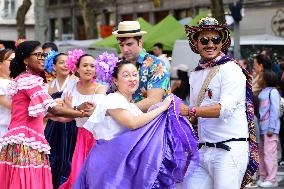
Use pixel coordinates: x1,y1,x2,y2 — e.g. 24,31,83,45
62,17,73,34
48,0,58,5
50,19,59,41
2,0,17,18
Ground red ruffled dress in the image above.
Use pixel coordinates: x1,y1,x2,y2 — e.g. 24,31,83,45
0,74,56,189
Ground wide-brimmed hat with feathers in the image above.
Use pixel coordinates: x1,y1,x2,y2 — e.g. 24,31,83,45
184,17,231,54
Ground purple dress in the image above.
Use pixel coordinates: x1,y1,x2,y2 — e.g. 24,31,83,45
73,96,198,189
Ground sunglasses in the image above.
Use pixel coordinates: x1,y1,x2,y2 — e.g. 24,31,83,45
30,52,48,60
199,36,222,45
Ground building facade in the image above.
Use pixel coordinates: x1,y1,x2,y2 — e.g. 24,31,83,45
0,0,35,41
35,0,284,42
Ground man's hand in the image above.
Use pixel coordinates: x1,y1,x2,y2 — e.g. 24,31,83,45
180,103,189,116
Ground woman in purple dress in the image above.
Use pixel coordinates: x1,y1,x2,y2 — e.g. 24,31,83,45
74,60,199,189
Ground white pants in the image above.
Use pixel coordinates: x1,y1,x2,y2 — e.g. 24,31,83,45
178,141,249,189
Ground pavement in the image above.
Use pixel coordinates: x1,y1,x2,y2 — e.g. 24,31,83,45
246,167,284,189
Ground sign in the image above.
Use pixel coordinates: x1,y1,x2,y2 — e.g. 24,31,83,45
100,25,113,38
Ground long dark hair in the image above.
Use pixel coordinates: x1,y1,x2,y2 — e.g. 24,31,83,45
9,41,41,78
172,70,190,100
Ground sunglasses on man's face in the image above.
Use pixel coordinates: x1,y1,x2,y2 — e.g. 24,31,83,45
199,36,222,45
30,52,48,60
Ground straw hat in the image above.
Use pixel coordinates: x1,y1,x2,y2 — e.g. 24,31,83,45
112,21,147,37
184,17,231,54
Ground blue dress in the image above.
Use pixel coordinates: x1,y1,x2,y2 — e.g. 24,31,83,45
44,91,78,189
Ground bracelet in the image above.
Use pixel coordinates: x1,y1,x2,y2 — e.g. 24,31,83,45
188,107,197,117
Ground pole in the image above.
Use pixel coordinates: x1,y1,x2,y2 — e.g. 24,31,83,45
233,19,241,60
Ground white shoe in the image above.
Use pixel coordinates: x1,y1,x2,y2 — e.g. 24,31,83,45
256,179,263,185
245,182,258,188
259,180,278,187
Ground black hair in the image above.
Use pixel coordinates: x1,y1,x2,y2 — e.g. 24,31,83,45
254,54,272,70
9,41,41,78
153,42,163,50
172,70,190,100
112,59,134,79
262,69,278,88
76,54,94,68
42,42,58,52
53,53,67,65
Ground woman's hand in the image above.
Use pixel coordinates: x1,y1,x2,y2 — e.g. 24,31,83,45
161,95,173,111
63,92,73,109
77,102,96,112
54,98,64,107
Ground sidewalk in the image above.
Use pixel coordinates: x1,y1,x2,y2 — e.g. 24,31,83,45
247,167,284,189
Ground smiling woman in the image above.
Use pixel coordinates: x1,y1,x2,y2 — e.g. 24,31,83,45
0,49,14,138
0,41,96,189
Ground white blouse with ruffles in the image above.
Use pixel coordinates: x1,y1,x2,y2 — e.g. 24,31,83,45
84,93,143,140
62,80,106,127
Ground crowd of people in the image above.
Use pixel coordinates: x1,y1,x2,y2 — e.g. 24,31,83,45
0,16,282,189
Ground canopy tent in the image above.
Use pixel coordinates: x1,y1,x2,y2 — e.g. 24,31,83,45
90,17,153,50
143,15,187,51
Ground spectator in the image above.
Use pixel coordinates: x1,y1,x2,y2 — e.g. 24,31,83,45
172,64,190,105
152,42,171,70
42,42,58,54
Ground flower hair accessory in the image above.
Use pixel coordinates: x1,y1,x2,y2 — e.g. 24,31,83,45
15,38,27,48
95,52,118,86
66,49,85,73
44,50,59,73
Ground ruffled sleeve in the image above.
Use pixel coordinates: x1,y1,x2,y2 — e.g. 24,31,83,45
15,75,56,117
83,93,130,131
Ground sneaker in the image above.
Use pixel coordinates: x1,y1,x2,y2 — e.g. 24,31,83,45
245,182,258,188
259,180,278,187
256,179,263,185
279,160,284,166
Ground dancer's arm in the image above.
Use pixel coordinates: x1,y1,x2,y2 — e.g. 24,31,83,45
135,88,164,112
0,95,11,109
108,96,172,130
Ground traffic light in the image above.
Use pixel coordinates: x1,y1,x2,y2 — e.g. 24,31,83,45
229,2,242,22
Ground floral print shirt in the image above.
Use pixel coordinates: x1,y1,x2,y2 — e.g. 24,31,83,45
132,50,170,102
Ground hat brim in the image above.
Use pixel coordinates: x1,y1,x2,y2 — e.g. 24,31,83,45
112,30,147,37
184,24,231,54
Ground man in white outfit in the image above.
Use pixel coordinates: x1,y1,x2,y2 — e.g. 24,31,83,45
179,17,258,189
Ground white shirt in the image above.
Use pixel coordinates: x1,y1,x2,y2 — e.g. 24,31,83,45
189,61,248,143
84,93,143,140
62,80,106,127
0,78,11,137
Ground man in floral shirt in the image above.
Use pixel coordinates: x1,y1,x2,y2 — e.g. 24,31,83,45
113,21,170,112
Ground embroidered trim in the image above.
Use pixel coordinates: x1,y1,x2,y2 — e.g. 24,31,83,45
7,126,45,138
28,99,56,117
0,161,51,169
0,132,50,154
8,75,47,96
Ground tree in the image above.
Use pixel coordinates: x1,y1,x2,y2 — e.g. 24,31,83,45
16,0,32,39
78,0,97,39
210,0,226,24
